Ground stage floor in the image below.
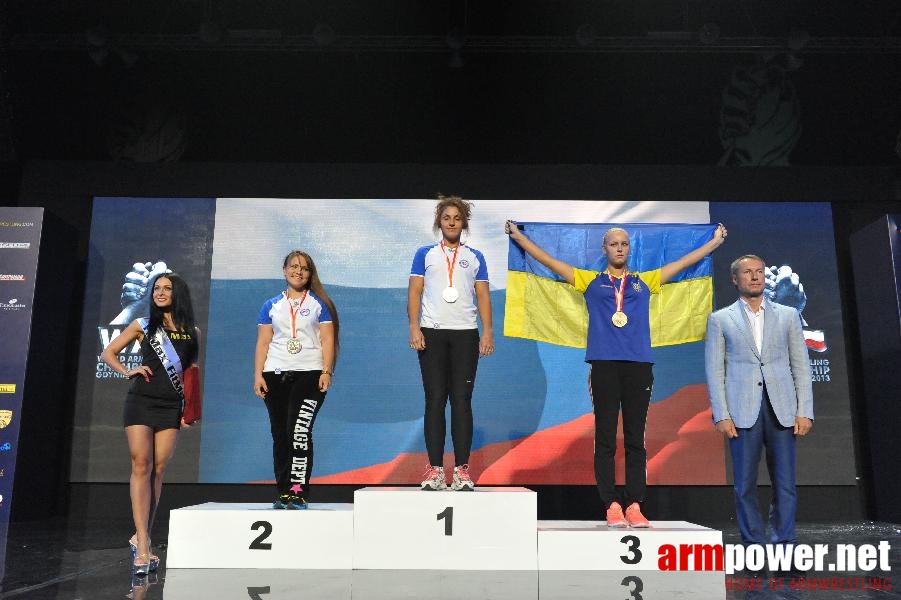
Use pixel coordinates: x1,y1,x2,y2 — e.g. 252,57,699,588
1,517,898,599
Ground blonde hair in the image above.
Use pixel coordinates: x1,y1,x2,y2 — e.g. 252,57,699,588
730,254,765,276
602,227,629,246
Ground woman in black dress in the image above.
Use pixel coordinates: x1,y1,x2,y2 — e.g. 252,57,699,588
101,273,199,575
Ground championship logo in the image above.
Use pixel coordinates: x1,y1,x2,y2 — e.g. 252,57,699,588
0,410,12,428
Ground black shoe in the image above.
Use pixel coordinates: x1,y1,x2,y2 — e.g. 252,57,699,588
285,495,308,510
272,494,290,509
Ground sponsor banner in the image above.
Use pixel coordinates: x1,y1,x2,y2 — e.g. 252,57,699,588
0,207,44,527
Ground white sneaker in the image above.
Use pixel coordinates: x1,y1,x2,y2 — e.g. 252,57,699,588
420,465,447,491
451,464,475,491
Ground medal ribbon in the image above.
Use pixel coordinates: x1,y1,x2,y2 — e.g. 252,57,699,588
609,271,628,314
440,240,459,289
286,289,309,339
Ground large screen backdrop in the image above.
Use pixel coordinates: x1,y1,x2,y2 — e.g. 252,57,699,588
71,199,854,485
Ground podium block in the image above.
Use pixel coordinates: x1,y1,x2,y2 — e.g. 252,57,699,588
352,570,538,600
538,520,723,571
164,569,353,600
539,571,725,599
167,502,354,569
353,487,537,570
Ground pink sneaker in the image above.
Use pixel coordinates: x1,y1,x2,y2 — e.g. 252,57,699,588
420,465,447,491
451,464,475,491
625,502,650,528
606,501,628,528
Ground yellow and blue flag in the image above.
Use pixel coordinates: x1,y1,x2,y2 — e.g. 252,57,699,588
505,222,718,348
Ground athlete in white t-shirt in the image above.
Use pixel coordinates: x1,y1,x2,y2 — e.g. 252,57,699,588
408,196,494,491
254,250,339,510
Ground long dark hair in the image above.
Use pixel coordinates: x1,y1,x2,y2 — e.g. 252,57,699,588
147,272,196,335
283,251,340,356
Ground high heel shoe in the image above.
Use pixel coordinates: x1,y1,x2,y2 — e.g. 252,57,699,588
129,536,160,572
133,552,151,576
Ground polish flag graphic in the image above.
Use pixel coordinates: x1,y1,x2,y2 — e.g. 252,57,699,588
804,329,826,352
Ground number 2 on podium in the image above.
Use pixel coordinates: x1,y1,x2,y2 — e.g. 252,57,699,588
436,506,453,536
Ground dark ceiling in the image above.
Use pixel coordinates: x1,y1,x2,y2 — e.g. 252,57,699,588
2,1,900,165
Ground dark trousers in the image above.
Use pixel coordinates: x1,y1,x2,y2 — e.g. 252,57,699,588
262,370,326,498
590,360,654,509
418,328,480,466
730,389,797,546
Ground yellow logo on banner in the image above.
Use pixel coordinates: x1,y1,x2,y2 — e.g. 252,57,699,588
0,384,15,394
0,410,11,428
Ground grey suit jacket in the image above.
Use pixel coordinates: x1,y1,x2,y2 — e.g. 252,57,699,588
704,299,814,428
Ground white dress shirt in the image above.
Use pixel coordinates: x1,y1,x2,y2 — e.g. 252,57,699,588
740,297,766,354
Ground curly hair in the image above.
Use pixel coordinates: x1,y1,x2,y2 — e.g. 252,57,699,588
432,194,473,235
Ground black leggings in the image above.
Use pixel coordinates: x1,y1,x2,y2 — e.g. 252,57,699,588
262,370,326,498
418,328,480,466
590,360,654,509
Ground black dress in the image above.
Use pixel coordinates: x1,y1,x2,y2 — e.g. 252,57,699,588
124,329,198,430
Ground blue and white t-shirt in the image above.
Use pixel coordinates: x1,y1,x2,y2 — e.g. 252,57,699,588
258,290,333,372
410,243,489,330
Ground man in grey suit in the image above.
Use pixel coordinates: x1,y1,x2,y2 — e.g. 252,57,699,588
705,254,814,548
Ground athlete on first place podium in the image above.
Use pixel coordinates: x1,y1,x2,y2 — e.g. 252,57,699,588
408,195,495,492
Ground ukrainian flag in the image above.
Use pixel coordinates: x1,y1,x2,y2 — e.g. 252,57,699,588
505,222,718,348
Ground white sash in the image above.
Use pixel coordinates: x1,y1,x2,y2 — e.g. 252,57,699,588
138,317,185,400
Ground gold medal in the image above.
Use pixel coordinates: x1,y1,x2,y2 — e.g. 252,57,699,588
608,271,629,328
286,338,302,354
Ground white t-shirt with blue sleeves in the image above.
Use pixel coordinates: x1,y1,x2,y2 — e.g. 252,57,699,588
410,243,489,330
258,290,333,372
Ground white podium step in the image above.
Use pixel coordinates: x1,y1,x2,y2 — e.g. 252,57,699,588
538,520,724,571
352,487,537,570
163,569,353,600
166,502,354,569
539,571,725,599
163,568,724,599
163,569,540,600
